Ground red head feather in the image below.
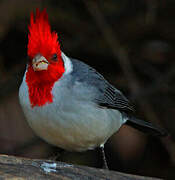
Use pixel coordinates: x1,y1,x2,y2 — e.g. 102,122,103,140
26,9,65,107
28,8,61,59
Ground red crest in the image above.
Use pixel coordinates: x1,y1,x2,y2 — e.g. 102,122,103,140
28,8,61,59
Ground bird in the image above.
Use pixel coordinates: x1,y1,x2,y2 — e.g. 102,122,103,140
19,9,167,169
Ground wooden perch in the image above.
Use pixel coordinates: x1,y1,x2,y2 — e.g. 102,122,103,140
0,154,161,180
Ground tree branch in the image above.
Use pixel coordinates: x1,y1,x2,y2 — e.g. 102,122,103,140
0,154,162,180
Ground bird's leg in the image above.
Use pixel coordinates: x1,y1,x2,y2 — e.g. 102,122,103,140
49,153,60,161
100,144,109,169
48,151,61,161
48,148,65,161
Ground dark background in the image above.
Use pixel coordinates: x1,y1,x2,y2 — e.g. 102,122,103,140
0,0,175,179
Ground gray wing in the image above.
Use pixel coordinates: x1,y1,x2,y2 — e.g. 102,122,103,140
70,58,134,113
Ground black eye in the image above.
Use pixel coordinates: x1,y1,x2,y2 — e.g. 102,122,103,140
52,54,57,61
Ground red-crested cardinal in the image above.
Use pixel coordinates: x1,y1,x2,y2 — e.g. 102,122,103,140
19,9,167,168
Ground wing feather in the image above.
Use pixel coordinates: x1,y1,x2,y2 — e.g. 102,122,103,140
70,58,134,113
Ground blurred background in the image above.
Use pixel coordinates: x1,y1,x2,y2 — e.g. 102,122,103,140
0,0,175,179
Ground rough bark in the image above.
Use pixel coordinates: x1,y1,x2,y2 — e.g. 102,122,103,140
0,154,161,180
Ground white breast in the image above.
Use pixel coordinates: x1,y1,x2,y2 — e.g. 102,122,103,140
19,53,124,152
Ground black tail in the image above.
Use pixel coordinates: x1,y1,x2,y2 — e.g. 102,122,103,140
123,113,168,137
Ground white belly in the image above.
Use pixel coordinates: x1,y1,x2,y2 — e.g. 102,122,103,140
19,76,124,152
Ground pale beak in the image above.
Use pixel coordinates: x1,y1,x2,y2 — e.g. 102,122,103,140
32,54,49,71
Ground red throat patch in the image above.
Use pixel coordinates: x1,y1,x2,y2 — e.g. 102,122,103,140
26,9,65,107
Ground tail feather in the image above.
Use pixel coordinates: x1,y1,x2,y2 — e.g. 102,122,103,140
123,113,168,137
